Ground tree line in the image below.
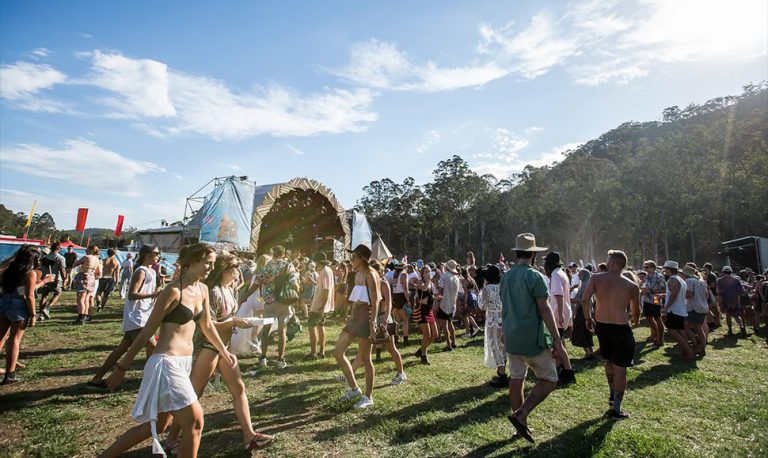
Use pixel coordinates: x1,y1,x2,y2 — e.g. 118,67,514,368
355,83,768,268
0,204,137,248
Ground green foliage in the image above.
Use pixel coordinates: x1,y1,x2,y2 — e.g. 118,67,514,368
356,83,768,265
0,204,58,240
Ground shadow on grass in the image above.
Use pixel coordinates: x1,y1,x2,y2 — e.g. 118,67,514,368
709,334,741,350
466,416,616,457
0,378,142,414
313,383,503,444
629,359,697,390
21,343,116,358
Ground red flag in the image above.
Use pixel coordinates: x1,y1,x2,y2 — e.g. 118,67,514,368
114,215,125,237
76,208,89,232
499,252,505,263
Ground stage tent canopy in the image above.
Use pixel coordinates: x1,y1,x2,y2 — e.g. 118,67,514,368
372,234,392,261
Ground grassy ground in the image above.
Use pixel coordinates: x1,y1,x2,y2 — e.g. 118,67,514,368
1,291,766,457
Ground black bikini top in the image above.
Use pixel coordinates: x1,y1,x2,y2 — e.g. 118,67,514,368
162,283,204,325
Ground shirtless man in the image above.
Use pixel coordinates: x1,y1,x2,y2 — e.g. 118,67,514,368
582,250,640,419
97,249,121,311
73,246,102,324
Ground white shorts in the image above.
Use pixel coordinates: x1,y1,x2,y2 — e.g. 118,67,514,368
507,350,558,383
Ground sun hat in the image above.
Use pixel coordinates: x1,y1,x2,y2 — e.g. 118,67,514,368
681,266,698,278
444,259,459,274
722,265,733,273
568,261,578,268
511,233,548,252
662,260,679,270
312,251,331,265
347,244,372,262
544,252,563,266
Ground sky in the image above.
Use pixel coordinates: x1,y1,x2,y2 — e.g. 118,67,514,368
1,0,766,230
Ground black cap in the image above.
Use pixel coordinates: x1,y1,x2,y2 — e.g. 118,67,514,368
312,251,330,265
544,252,562,266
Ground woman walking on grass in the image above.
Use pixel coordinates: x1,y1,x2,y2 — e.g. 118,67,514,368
0,245,54,385
101,243,236,458
88,245,161,388
338,260,406,386
164,252,273,453
72,245,101,324
414,265,438,365
333,244,381,409
478,265,507,387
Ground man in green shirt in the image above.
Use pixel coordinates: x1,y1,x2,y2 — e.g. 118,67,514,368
500,233,567,443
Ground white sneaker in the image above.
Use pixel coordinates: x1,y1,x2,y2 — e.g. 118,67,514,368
391,372,407,386
354,395,373,409
333,374,347,384
258,357,268,367
276,359,288,370
341,387,362,401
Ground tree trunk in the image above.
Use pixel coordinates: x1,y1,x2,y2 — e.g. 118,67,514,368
480,220,486,265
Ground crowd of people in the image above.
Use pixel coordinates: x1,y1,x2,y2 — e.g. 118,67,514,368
1,232,767,454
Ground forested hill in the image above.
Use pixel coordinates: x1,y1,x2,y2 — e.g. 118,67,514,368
356,83,768,267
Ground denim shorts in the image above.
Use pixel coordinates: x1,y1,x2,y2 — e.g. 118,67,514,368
0,294,31,321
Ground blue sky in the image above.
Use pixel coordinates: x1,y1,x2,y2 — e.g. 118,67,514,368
1,0,766,230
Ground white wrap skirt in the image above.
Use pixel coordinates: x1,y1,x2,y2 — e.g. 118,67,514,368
131,354,197,456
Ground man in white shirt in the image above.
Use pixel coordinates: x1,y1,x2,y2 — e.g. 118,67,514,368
544,252,575,385
437,260,460,351
307,252,335,359
568,262,581,302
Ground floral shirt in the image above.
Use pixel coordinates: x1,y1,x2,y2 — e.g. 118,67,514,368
643,271,666,303
254,258,298,305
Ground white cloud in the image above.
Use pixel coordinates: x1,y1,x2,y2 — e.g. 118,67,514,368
471,126,582,178
226,164,242,171
286,145,305,155
332,39,509,92
73,51,377,139
81,50,176,118
30,48,50,58
0,139,165,189
409,129,442,154
337,1,767,91
0,61,68,112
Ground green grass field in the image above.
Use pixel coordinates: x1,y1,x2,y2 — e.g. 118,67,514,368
1,291,766,457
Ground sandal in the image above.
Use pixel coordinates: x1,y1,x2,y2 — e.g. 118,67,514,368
245,432,274,450
507,414,534,443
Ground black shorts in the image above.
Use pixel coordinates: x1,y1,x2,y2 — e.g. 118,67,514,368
40,282,62,296
643,302,661,317
665,313,686,330
97,278,116,296
122,328,145,344
436,309,453,321
392,293,408,310
595,322,635,368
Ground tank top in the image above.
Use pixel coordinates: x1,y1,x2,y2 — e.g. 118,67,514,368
393,272,407,294
665,275,688,317
122,266,157,332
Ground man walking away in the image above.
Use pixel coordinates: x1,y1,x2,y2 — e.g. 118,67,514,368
96,248,120,310
717,266,747,337
501,233,566,443
39,242,68,320
307,252,335,359
582,250,640,419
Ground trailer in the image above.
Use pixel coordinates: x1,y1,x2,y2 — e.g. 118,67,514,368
720,236,768,273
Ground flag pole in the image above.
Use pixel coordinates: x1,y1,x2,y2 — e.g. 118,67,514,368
23,200,36,240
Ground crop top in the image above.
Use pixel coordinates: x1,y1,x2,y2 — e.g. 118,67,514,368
162,304,203,325
162,284,204,325
348,285,370,304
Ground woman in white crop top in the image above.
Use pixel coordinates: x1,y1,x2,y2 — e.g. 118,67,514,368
333,244,381,409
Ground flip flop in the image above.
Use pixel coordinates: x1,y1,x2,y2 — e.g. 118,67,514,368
245,432,274,450
507,415,535,443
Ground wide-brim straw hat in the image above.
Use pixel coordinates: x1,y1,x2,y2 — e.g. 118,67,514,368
681,266,698,278
511,233,548,252
444,259,459,274
662,260,679,270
